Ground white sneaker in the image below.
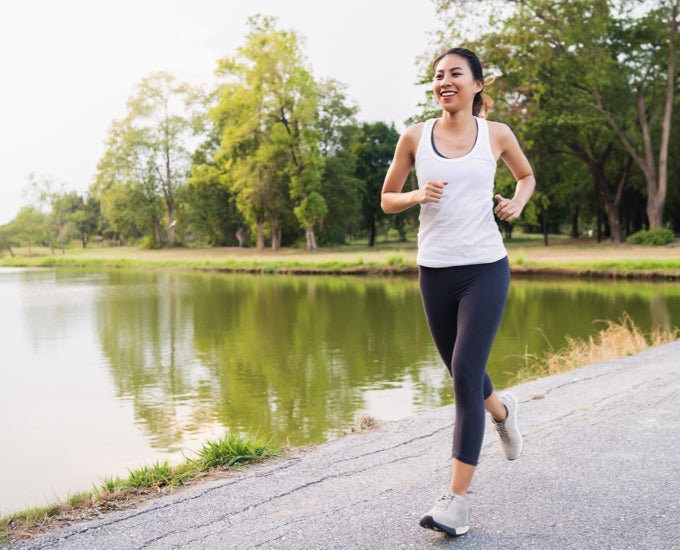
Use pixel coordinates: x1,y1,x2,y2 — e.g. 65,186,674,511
419,489,470,536
493,392,523,460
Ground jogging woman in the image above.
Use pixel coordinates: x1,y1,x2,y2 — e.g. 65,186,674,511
381,47,535,536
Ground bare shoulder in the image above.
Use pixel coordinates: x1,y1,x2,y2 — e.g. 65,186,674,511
395,122,426,159
487,120,519,159
487,120,514,140
401,122,425,145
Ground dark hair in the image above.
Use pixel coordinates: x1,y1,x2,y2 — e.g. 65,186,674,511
432,47,491,117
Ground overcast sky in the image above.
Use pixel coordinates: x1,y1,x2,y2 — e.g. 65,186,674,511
0,0,444,225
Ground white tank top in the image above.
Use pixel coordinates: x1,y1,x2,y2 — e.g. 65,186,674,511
415,117,506,268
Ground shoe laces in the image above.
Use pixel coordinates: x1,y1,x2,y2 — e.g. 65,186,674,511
436,490,462,509
438,491,457,503
495,420,511,443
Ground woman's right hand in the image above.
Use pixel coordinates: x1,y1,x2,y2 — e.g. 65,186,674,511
417,180,448,204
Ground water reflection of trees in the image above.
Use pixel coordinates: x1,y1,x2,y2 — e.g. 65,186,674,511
96,273,446,448
95,271,680,450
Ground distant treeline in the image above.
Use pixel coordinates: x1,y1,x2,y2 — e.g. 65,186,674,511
2,2,679,255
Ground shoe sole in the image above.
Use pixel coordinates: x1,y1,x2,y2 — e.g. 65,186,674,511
501,392,523,460
419,515,469,536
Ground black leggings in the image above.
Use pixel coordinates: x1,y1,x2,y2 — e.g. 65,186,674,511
419,256,510,466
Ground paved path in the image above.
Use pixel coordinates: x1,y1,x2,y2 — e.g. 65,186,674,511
6,341,680,549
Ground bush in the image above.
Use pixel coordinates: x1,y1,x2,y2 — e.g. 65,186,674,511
138,236,161,249
627,228,675,246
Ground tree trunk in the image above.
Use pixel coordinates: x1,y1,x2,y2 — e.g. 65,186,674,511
595,191,602,243
271,217,281,251
164,144,176,244
367,219,376,247
570,207,579,238
650,5,677,227
154,217,162,246
168,202,176,245
7,245,14,257
257,219,265,250
603,202,623,243
305,223,317,250
583,151,626,243
596,1,677,230
542,203,548,246
236,228,250,247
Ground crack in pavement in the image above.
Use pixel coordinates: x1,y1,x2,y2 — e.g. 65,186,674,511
134,446,441,548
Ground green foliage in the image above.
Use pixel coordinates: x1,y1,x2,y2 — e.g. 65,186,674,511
98,476,123,493
123,461,175,489
430,0,680,238
138,235,162,249
64,492,92,507
352,122,400,247
386,254,404,266
627,228,675,246
93,72,201,246
204,15,325,250
182,163,244,246
196,433,280,469
11,206,47,252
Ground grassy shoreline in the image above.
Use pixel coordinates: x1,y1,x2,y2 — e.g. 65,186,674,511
2,238,680,279
1,433,284,544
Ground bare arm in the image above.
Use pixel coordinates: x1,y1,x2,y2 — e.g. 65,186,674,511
491,123,536,221
381,125,447,214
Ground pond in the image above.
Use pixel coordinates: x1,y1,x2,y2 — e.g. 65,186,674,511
1,267,678,514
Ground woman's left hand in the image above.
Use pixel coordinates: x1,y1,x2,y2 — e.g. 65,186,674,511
494,194,523,221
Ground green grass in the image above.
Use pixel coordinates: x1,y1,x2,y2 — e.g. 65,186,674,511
196,432,279,469
512,258,680,275
0,255,405,274
1,433,281,543
5,252,680,276
3,237,679,278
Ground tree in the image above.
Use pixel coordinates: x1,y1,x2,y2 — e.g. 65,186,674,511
50,191,83,253
314,82,364,245
208,15,325,250
93,72,201,246
72,195,102,248
434,0,679,233
599,0,679,229
0,224,15,256
353,122,400,247
12,206,46,254
94,119,166,245
22,173,67,253
182,161,245,246
317,123,364,245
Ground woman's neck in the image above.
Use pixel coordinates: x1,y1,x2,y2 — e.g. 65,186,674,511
438,109,476,130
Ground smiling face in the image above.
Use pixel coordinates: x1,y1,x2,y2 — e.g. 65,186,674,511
433,53,483,114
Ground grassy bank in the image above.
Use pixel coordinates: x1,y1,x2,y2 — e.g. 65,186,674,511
1,433,281,543
2,237,680,278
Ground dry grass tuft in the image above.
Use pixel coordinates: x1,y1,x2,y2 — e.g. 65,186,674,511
342,413,384,436
513,313,679,383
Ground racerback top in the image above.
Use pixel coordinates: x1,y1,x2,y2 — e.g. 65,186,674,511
415,117,506,268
